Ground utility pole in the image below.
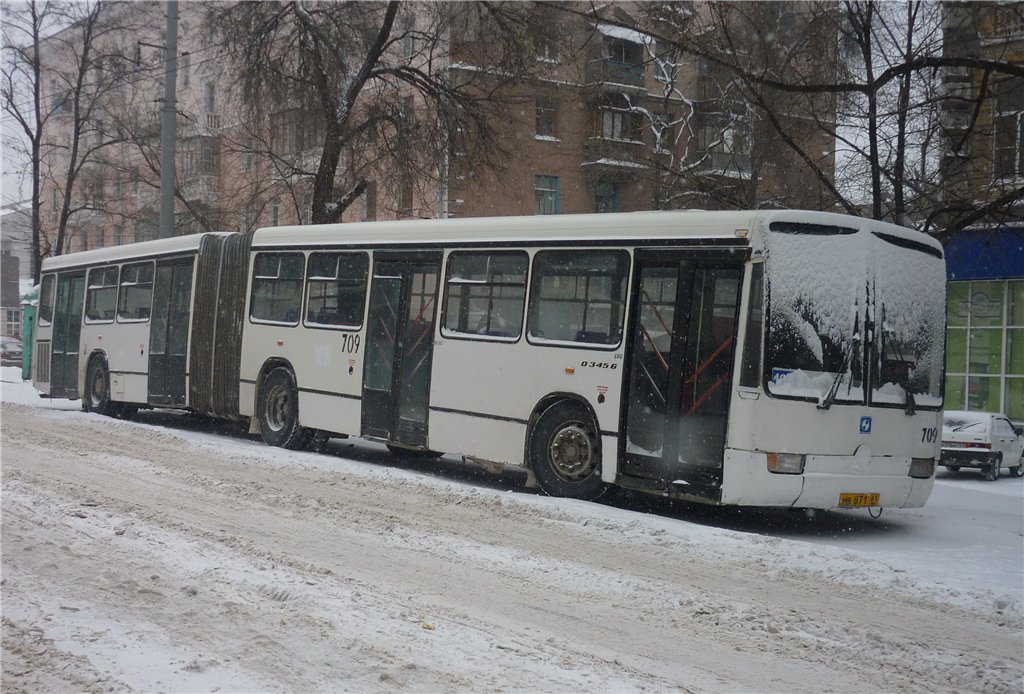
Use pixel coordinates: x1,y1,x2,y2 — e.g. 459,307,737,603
158,0,178,238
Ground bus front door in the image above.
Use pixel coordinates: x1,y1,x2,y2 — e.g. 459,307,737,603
50,271,86,398
148,258,194,406
361,253,441,448
622,251,743,500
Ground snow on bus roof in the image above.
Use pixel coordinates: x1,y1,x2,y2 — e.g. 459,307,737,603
251,209,938,251
40,232,230,271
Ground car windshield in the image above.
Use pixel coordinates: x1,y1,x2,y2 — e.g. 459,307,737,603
764,221,945,409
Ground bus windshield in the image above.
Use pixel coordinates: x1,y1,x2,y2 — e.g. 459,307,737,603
764,222,945,410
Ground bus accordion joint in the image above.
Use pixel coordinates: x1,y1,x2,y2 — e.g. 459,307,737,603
766,452,805,474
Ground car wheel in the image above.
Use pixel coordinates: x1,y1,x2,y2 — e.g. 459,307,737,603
945,465,960,472
1010,464,1024,478
529,400,608,501
984,454,1002,481
257,367,309,450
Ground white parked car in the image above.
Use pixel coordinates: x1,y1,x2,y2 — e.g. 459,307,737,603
941,411,1024,480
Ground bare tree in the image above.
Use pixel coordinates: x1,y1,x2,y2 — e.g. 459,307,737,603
2,0,57,282
210,1,550,224
585,0,1023,236
3,0,139,275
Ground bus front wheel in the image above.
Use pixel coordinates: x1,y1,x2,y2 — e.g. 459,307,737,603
257,367,309,450
529,401,608,501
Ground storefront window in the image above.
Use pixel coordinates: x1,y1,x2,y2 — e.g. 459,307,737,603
944,279,1021,420
969,281,1003,327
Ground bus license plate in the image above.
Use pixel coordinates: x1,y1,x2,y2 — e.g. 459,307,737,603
838,492,880,508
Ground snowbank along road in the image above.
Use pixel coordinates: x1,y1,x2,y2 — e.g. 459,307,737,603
2,380,1022,692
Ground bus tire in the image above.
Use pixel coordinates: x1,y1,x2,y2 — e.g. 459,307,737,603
84,356,116,417
529,400,608,501
257,367,308,450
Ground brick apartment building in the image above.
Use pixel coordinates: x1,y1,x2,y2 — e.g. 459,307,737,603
939,1,1024,422
36,1,836,251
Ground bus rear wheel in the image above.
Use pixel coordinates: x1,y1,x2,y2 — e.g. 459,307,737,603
529,401,608,501
257,367,309,450
84,357,117,417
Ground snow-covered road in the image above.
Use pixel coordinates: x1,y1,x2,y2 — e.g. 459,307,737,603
2,368,1021,692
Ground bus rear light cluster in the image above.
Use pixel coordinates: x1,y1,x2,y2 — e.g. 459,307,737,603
766,452,805,474
909,457,935,478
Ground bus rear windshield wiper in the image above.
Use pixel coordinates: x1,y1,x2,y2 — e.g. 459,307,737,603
818,336,859,411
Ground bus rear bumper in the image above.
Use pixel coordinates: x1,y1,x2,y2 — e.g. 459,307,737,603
720,449,935,509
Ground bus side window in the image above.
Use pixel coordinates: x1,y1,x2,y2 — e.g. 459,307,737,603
527,250,629,346
739,262,764,388
251,252,305,325
304,252,368,329
442,251,528,339
85,266,119,323
117,262,154,321
39,274,56,326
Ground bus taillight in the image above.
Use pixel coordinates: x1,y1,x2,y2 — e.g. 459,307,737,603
766,452,805,474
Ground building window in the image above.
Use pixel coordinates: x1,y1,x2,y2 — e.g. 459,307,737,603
598,95,643,141
442,251,528,340
536,98,558,139
946,279,1024,420
399,177,414,217
595,180,620,213
203,82,216,113
401,16,415,59
528,250,629,346
536,33,559,62
250,253,305,324
241,137,253,172
301,193,312,224
993,76,1024,180
535,175,559,214
304,252,369,329
180,52,190,88
113,225,123,246
270,197,280,226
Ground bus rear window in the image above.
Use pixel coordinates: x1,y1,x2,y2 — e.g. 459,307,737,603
118,262,154,321
443,251,527,340
39,275,55,326
251,253,304,324
305,252,368,329
85,266,119,322
527,250,629,347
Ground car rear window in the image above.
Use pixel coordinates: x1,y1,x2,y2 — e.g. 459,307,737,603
943,412,989,433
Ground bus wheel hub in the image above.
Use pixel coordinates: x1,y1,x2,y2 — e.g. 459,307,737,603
550,426,593,480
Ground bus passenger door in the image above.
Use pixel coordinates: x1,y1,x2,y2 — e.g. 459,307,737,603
622,251,743,499
148,258,194,406
50,272,86,398
361,253,441,448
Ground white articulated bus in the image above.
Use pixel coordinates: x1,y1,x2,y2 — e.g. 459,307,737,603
32,210,947,510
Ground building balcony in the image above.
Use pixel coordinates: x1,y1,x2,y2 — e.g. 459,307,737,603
581,138,646,182
694,150,752,179
179,173,220,203
585,59,645,91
